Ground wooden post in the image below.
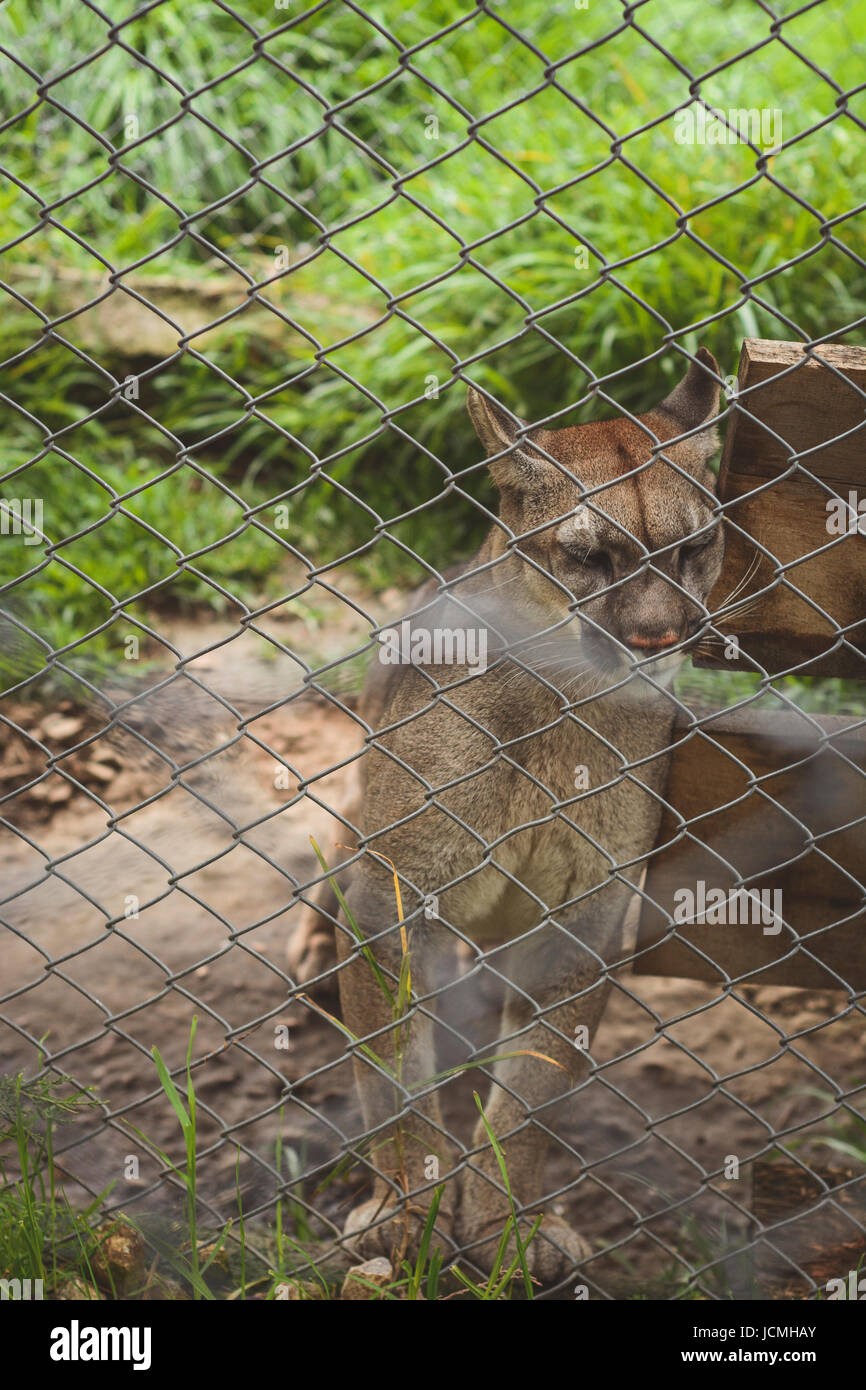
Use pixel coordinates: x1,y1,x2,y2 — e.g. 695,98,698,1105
696,339,866,678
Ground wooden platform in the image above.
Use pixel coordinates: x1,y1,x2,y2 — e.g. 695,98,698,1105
633,708,866,991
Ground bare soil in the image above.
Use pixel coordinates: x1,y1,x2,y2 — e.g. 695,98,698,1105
2,612,863,1299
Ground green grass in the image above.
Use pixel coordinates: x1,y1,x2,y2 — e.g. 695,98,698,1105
6,1051,859,1300
0,1039,551,1300
673,666,866,716
784,1085,866,1169
0,1070,112,1296
1,0,865,674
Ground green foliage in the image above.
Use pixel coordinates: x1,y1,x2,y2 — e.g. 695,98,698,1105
1,0,864,686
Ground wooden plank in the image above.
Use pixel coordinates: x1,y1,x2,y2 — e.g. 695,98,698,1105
632,708,866,991
695,338,866,678
719,339,866,484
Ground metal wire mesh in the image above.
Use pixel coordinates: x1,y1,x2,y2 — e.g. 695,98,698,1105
1,0,865,1300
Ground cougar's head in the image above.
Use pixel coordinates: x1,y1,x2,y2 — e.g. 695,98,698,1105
466,348,725,687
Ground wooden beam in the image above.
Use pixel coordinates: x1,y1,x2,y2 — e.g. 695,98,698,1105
695,339,866,679
632,708,866,991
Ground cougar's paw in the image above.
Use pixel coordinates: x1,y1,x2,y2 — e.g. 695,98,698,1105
286,918,336,984
527,1214,592,1282
461,1212,590,1286
343,1197,454,1264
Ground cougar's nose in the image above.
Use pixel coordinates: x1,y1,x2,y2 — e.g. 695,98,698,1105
623,629,680,657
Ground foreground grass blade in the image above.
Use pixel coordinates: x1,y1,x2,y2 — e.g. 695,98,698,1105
474,1092,536,1299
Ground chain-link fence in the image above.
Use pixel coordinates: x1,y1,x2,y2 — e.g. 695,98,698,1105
1,0,865,1301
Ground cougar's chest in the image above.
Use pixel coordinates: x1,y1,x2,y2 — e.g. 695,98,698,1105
441,709,674,943
510,707,673,883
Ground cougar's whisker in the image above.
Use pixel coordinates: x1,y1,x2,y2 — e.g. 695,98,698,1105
717,549,762,608
449,570,523,603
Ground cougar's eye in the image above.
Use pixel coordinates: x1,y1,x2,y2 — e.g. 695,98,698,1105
680,530,716,559
575,548,613,582
558,538,614,586
586,550,611,571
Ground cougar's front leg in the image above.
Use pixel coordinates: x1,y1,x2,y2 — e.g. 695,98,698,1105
336,870,458,1264
457,933,613,1285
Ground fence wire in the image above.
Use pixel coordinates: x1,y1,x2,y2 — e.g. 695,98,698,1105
1,0,865,1301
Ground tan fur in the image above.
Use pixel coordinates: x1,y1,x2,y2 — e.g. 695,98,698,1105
327,350,724,1281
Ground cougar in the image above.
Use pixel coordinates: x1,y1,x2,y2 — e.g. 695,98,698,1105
299,348,725,1282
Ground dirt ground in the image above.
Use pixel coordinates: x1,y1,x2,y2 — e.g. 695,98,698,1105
1,602,863,1298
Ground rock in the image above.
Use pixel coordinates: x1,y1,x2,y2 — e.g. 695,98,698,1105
1,761,31,779
53,1275,101,1300
341,1256,393,1300
91,1220,148,1297
40,714,84,742
197,1241,231,1286
85,761,116,784
89,746,122,767
280,1280,325,1300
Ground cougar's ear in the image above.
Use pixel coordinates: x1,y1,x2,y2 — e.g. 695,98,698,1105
466,385,546,492
655,346,721,463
